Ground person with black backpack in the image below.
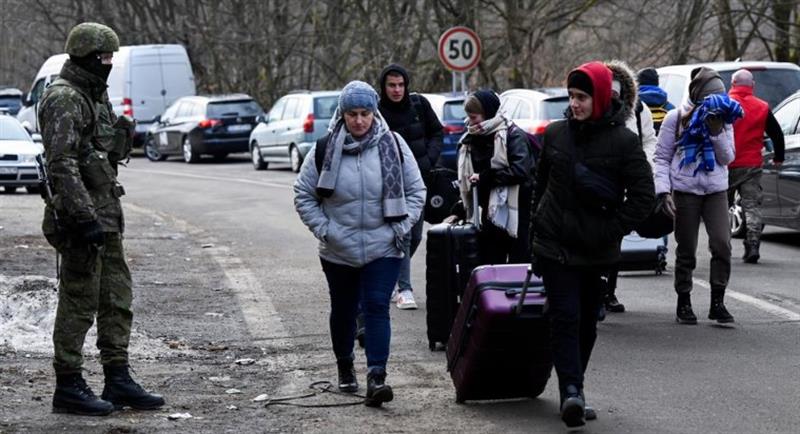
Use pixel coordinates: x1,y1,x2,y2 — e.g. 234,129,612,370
637,67,675,135
378,64,443,310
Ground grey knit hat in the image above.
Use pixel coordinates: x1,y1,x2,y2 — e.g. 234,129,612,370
339,80,379,113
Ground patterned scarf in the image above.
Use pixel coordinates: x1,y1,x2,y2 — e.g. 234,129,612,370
678,94,743,175
317,110,407,222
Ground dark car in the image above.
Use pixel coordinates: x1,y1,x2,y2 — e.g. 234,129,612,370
144,94,263,163
421,93,466,170
730,90,800,236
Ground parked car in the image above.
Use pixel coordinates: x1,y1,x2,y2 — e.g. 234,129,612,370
17,44,196,147
500,88,569,136
420,93,466,170
0,88,24,116
730,90,800,236
144,94,262,163
657,61,800,109
0,115,43,194
249,90,340,172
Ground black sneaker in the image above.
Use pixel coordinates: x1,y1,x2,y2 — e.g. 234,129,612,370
364,369,393,407
101,365,165,410
337,361,358,393
676,294,698,325
560,385,586,428
52,373,114,416
709,300,735,323
585,405,597,421
604,294,626,313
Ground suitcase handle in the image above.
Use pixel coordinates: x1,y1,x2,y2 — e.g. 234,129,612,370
469,185,481,230
514,264,535,316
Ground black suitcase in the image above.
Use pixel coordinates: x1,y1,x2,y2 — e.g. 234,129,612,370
424,168,459,224
618,232,667,274
425,188,481,350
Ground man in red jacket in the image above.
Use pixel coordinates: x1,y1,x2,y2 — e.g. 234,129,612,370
727,69,785,263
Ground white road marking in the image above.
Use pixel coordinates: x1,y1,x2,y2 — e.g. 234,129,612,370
693,278,800,321
125,167,292,189
124,202,289,344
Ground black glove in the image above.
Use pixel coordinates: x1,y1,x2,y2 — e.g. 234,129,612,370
704,114,724,136
77,220,105,246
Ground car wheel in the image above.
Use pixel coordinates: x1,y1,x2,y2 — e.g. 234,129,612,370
290,145,302,173
26,185,40,194
729,191,745,239
4,186,17,194
144,136,167,162
251,143,267,170
182,136,200,164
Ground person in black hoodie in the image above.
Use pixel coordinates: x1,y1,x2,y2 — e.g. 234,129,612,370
378,64,443,310
531,62,654,428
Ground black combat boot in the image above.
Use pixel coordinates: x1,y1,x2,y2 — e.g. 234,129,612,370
101,365,165,410
560,384,586,428
743,240,760,264
364,368,393,407
709,292,735,323
337,359,358,393
604,293,626,313
52,373,114,416
676,292,697,325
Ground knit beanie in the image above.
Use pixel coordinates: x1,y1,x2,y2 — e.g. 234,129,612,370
637,67,659,86
339,80,379,112
567,70,593,96
688,67,726,103
471,89,501,119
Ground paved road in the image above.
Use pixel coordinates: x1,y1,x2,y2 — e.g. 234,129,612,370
108,153,800,433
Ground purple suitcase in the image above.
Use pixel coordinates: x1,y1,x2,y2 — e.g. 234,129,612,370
446,264,552,403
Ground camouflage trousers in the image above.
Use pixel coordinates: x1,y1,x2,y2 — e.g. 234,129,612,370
53,233,132,374
728,167,763,243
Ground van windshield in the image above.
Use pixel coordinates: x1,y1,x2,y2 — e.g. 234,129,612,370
207,100,262,117
720,69,800,108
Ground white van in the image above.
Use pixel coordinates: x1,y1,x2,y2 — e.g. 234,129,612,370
17,44,196,145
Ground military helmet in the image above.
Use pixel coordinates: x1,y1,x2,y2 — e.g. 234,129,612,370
64,22,120,57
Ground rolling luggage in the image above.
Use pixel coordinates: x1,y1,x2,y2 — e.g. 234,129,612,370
424,168,459,224
425,188,481,351
446,264,552,403
618,231,667,274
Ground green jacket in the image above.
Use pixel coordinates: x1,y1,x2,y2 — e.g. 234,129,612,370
39,60,125,235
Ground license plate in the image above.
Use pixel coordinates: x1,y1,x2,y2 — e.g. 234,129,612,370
228,124,252,133
0,167,18,174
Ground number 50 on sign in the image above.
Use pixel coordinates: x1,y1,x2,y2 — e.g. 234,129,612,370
438,27,482,72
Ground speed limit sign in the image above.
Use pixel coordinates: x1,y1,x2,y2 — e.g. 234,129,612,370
438,27,481,72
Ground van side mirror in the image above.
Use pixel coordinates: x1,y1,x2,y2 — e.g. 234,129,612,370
31,133,43,143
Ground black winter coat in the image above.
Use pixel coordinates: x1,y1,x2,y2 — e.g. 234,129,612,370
531,103,654,266
379,95,443,176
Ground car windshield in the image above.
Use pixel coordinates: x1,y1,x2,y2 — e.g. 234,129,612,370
314,96,339,119
443,100,466,121
719,69,800,108
542,97,569,119
0,117,31,141
207,100,262,117
0,96,21,109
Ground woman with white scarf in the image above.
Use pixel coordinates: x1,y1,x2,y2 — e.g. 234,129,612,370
453,90,535,265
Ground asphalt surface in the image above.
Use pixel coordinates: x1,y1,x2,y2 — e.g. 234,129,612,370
1,152,799,433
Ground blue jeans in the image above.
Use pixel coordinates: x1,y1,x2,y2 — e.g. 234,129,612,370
397,215,424,292
321,257,401,371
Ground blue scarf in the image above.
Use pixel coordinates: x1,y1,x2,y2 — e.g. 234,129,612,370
678,94,743,175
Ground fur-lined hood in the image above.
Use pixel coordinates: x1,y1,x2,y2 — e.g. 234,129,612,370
604,60,638,121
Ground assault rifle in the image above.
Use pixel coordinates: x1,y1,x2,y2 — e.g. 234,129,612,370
35,153,60,231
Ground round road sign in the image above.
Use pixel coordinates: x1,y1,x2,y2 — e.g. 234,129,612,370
438,27,481,72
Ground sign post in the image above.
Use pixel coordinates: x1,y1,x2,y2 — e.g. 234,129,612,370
437,26,481,95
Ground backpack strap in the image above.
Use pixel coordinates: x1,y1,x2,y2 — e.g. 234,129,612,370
635,100,643,146
314,131,404,174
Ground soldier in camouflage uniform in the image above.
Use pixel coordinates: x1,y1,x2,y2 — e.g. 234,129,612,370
38,22,164,416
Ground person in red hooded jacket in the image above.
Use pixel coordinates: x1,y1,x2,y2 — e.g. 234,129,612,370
727,69,785,264
531,62,654,428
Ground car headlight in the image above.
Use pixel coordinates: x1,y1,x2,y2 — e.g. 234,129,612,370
20,154,38,163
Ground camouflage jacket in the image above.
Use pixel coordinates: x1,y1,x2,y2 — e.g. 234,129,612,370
38,60,125,234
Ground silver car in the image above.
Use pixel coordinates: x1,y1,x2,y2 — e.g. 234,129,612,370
249,90,340,172
0,115,43,194
500,88,569,136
